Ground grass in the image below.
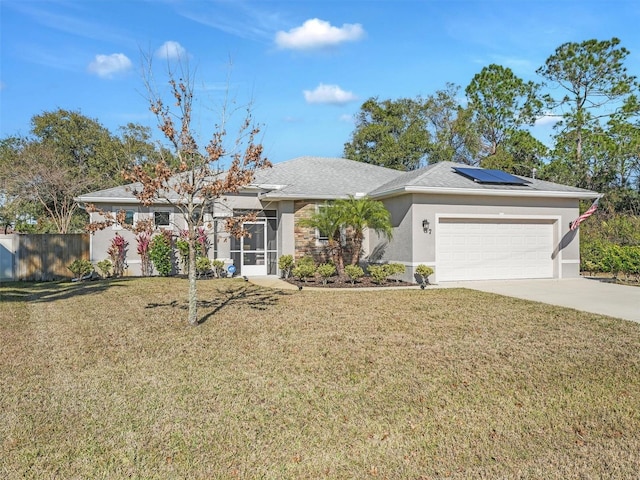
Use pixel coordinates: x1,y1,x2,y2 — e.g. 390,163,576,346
1,277,640,479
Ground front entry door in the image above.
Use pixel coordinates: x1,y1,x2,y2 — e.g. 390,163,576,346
241,221,267,276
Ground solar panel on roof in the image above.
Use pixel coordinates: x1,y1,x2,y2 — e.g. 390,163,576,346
454,167,500,183
483,169,529,185
453,167,529,185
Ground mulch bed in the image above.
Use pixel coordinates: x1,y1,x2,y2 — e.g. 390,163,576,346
284,276,416,289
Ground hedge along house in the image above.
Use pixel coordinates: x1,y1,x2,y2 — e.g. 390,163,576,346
76,156,598,283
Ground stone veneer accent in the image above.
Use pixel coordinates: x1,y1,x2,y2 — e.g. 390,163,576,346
293,200,329,262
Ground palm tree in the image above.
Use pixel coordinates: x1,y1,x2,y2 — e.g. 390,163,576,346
298,203,345,274
298,197,393,275
335,196,393,266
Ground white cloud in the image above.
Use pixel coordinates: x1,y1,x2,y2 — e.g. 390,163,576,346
304,84,358,105
155,41,187,60
535,113,561,126
275,18,364,50
339,113,355,123
87,53,132,78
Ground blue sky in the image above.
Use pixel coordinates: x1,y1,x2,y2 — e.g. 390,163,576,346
2,0,640,163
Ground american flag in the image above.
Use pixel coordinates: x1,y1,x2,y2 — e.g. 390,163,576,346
570,198,599,231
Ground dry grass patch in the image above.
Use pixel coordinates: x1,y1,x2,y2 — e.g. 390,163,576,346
1,278,639,479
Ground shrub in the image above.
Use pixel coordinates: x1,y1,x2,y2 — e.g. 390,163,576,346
96,259,112,278
175,237,190,274
149,231,174,276
195,226,210,257
386,263,406,282
344,264,364,285
581,239,640,283
196,256,211,277
297,256,316,267
580,239,607,274
367,264,388,285
67,259,93,280
176,228,210,275
603,243,625,280
211,259,225,278
136,231,153,277
278,254,294,279
316,263,336,285
107,233,128,277
625,246,640,282
415,264,434,285
293,262,316,283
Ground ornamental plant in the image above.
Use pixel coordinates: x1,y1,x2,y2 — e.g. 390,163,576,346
316,263,336,285
292,259,316,283
344,264,364,285
176,237,190,274
367,264,388,285
96,259,112,278
149,230,174,276
415,264,434,286
278,254,294,279
211,259,225,278
195,226,210,257
107,233,128,277
196,256,211,277
385,263,406,282
67,258,93,280
176,227,210,274
136,231,153,277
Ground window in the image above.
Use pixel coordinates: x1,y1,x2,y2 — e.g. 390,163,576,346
316,204,329,244
191,209,202,225
112,209,136,230
154,211,171,228
190,209,212,229
314,204,347,246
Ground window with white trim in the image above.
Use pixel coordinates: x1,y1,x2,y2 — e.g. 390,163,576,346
153,211,172,229
112,208,137,230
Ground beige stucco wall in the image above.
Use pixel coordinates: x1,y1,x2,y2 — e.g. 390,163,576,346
88,203,152,276
378,193,582,283
88,193,265,276
86,192,584,282
277,200,295,258
369,195,413,265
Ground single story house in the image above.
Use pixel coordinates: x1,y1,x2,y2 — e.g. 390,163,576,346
76,156,599,283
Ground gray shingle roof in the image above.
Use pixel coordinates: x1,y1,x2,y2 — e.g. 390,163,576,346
253,156,403,199
76,183,140,202
368,161,598,198
76,181,187,203
77,157,598,204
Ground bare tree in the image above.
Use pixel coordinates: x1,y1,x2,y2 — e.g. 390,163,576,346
90,63,270,326
8,141,94,233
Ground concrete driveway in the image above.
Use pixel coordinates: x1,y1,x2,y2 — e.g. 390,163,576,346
447,278,640,323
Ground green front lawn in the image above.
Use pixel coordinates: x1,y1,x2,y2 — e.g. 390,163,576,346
1,278,639,479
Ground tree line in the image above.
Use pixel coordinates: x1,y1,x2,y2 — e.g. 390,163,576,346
0,109,177,233
344,37,640,214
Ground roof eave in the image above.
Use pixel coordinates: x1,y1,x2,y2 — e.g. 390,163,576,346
258,193,352,201
370,186,600,200
75,196,202,205
75,196,138,204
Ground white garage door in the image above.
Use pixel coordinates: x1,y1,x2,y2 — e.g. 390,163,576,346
436,218,554,282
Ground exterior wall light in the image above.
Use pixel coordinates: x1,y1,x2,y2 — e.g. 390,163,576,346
422,219,431,234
